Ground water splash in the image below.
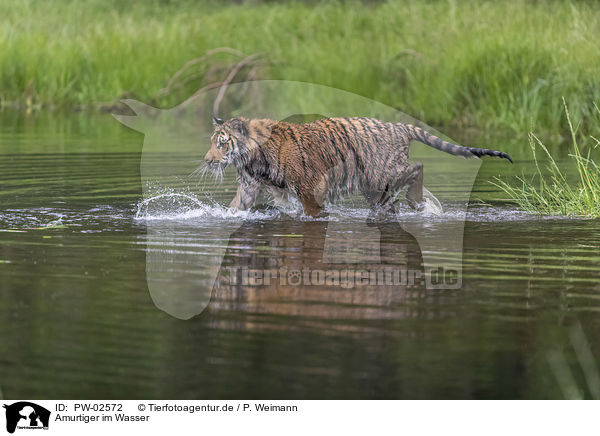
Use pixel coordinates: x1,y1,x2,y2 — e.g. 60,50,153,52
133,187,572,224
44,215,65,228
135,191,282,221
136,192,203,218
422,188,444,216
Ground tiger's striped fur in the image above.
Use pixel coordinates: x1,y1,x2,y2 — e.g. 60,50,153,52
204,116,512,217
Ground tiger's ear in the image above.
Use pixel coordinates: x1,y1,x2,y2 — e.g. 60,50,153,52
212,116,224,126
230,118,248,136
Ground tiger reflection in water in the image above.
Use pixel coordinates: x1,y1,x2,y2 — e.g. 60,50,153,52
208,219,440,327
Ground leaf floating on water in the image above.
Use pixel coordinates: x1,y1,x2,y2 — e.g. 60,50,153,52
273,234,304,237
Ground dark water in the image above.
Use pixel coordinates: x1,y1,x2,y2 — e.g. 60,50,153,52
1,112,599,399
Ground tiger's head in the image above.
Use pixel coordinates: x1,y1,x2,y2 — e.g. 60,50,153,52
204,116,249,172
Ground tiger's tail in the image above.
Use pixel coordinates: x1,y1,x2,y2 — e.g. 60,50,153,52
404,124,513,163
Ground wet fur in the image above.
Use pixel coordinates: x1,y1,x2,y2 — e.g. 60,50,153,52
203,117,512,217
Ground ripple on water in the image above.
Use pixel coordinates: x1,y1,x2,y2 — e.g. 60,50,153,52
0,190,580,232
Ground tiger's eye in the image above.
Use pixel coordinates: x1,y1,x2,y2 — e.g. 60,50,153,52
217,135,228,149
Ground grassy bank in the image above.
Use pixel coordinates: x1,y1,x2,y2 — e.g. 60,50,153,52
493,101,600,217
1,0,600,136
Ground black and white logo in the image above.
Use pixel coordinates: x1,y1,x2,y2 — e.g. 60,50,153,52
3,402,50,434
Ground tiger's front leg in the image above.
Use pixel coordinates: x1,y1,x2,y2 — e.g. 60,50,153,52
229,180,262,211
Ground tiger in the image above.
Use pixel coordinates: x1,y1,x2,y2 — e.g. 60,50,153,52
203,116,512,217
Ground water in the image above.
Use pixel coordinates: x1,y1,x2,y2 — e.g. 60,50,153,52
1,112,599,399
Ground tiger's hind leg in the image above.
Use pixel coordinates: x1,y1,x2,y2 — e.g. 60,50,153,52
404,162,424,210
375,162,424,211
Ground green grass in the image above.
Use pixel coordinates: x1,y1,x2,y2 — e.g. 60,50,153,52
493,99,600,218
1,0,600,137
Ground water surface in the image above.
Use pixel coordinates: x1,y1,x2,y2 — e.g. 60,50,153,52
1,112,599,399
